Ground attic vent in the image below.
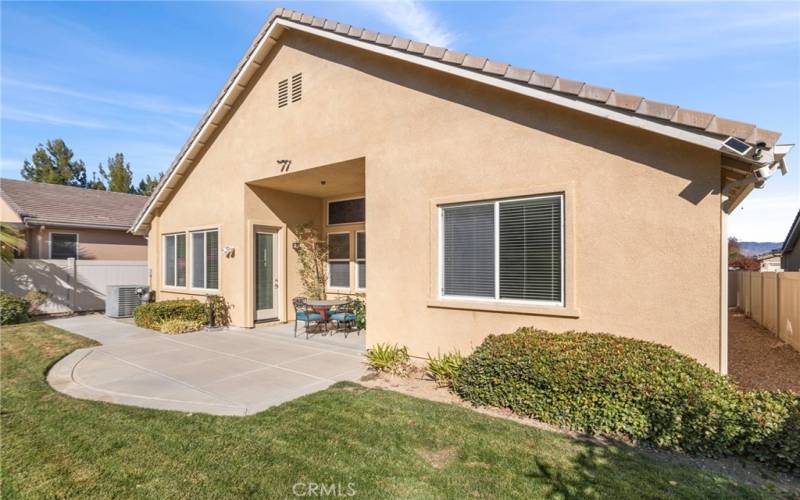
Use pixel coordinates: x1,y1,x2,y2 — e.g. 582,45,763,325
291,73,302,103
278,79,289,108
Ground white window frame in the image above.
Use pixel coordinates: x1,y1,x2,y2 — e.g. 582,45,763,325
438,194,565,307
48,232,79,259
163,232,187,288
327,231,351,289
356,230,366,291
326,196,365,226
189,229,220,292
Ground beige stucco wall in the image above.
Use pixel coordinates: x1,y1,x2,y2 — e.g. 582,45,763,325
0,197,23,224
146,30,724,369
24,226,146,260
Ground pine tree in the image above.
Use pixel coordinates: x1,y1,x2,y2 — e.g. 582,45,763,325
20,139,87,187
99,153,134,193
136,173,163,196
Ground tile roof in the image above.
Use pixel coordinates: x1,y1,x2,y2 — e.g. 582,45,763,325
131,7,785,234
1,178,148,230
269,7,780,148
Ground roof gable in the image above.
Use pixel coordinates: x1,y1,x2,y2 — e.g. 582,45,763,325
131,7,786,235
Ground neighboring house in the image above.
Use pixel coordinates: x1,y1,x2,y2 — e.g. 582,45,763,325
1,179,148,260
755,251,783,272
780,210,800,271
130,8,793,373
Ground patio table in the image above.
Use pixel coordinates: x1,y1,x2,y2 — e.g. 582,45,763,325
305,299,348,322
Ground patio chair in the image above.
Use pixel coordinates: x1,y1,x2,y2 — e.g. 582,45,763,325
292,297,324,339
330,300,358,337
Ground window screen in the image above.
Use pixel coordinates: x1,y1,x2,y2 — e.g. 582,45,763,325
356,232,366,289
328,233,350,288
441,195,563,304
191,230,219,289
164,233,186,287
441,204,495,298
50,233,78,259
328,198,365,225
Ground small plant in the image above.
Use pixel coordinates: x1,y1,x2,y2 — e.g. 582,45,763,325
427,351,464,388
0,292,29,325
133,300,207,330
206,295,230,328
365,343,410,375
25,290,49,314
158,318,204,335
352,295,366,330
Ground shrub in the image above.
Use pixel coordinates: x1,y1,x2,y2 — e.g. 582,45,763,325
25,290,49,314
158,318,204,335
133,300,207,331
426,351,463,388
0,292,29,325
365,343,410,375
453,327,800,471
352,296,366,330
206,295,230,327
735,390,800,472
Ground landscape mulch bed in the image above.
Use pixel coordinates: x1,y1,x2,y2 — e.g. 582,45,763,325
728,309,800,393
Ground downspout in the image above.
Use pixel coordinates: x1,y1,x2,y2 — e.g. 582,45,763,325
718,160,783,374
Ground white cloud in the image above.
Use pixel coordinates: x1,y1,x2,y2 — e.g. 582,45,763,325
2,78,204,116
364,1,455,46
2,107,111,130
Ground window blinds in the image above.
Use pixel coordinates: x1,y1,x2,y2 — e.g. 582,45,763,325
498,197,562,302
442,203,495,298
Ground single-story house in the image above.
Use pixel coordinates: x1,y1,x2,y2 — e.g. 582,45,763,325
780,210,800,271
755,251,783,272
130,8,793,373
1,178,148,260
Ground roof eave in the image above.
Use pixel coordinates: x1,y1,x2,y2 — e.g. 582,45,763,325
25,219,134,231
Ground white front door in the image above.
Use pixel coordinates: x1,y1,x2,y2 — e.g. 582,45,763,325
255,230,279,321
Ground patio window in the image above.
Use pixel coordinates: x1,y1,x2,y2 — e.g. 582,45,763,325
440,194,563,305
49,233,78,259
356,231,366,289
328,232,350,288
164,233,186,287
327,198,365,225
191,229,219,290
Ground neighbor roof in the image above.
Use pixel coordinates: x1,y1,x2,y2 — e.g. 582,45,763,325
1,178,148,230
131,7,786,234
781,209,800,254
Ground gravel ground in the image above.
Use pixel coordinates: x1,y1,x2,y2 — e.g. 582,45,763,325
728,309,800,393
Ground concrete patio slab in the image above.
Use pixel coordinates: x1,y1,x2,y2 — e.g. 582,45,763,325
46,314,367,416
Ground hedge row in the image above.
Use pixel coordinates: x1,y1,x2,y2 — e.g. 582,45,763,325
133,300,207,331
452,327,799,472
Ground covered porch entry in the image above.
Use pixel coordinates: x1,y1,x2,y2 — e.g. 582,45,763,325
244,157,366,336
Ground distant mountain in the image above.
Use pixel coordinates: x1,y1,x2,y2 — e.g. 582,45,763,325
738,241,782,256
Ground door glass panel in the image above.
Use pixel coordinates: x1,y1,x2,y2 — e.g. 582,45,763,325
256,233,273,310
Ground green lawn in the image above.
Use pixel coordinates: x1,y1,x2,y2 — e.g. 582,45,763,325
0,322,776,498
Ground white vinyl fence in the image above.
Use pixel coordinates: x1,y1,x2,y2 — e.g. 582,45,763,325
1,259,148,314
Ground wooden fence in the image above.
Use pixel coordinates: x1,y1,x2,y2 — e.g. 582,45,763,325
1,259,148,314
730,271,800,352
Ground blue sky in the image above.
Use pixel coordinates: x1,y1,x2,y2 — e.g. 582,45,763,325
2,1,798,241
